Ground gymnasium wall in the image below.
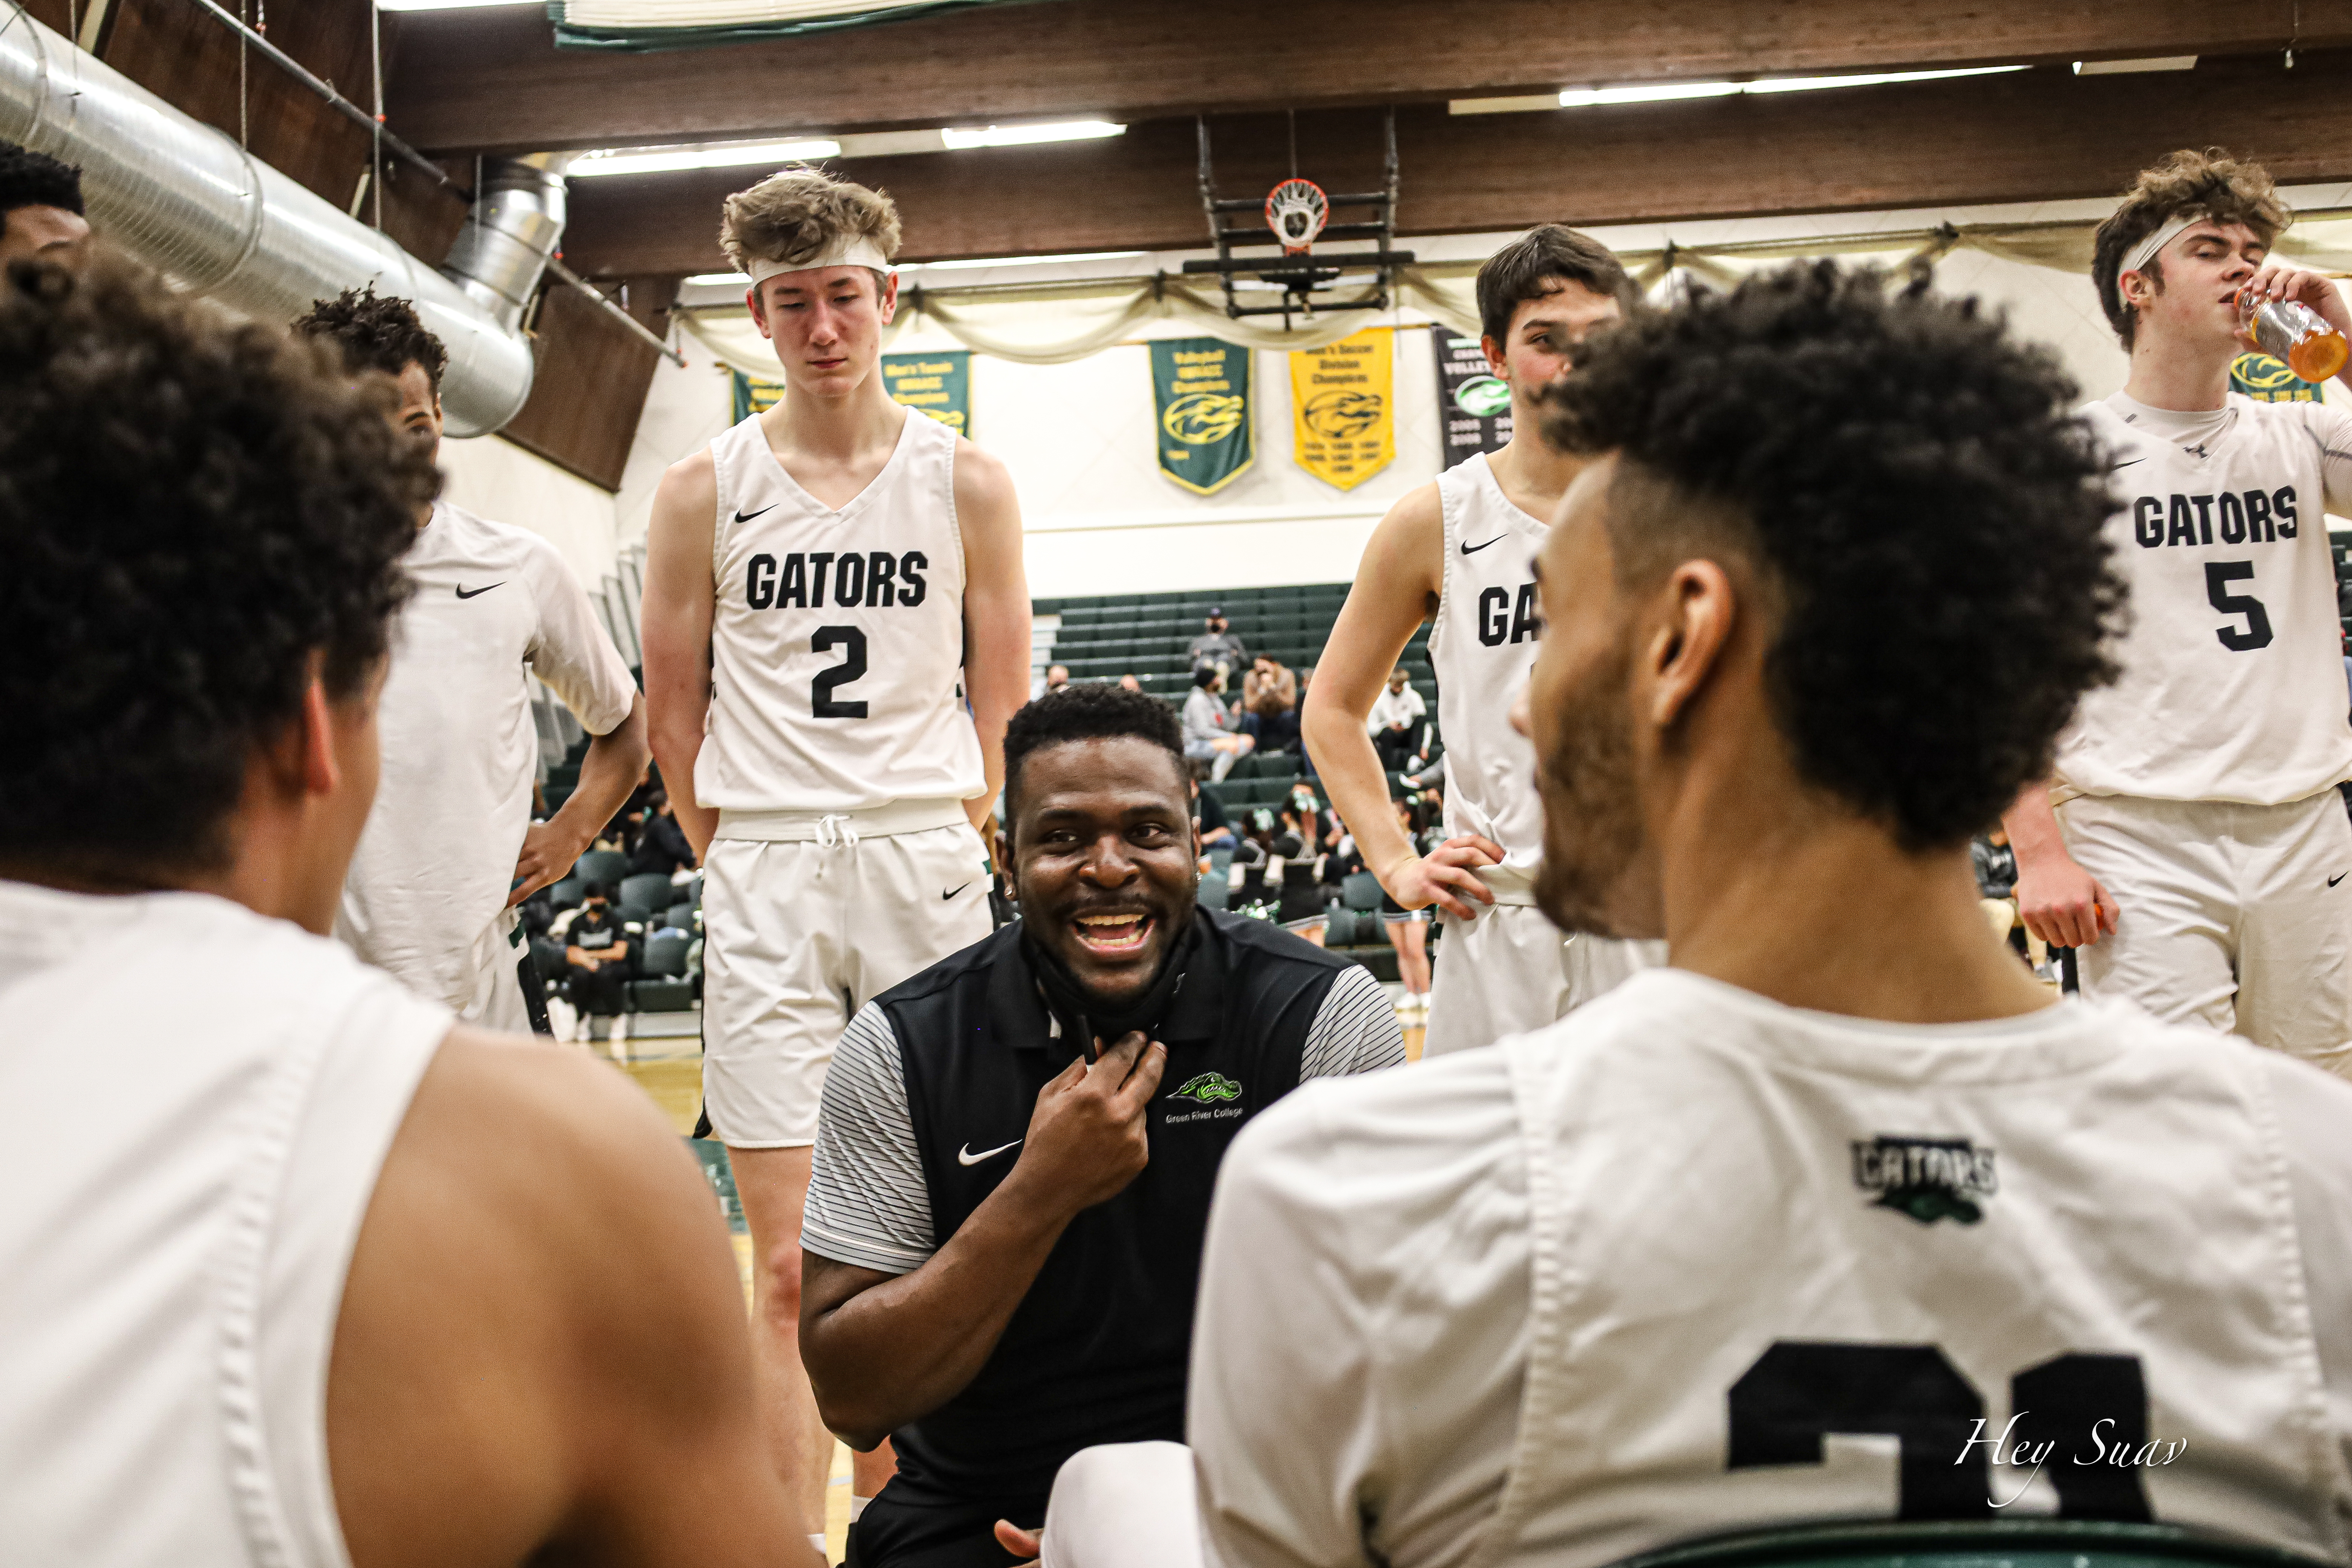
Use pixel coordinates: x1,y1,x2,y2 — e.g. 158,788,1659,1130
438,430,625,591
600,186,2352,602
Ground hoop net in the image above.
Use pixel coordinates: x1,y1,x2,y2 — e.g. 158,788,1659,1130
1265,178,1329,254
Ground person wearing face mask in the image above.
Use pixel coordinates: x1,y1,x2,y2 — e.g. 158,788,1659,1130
796,684,1402,1568
2003,149,2352,1068
292,290,646,1038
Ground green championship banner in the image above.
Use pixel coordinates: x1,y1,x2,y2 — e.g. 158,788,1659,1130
1431,323,1511,465
1289,328,1394,491
881,350,973,435
2231,350,2325,404
730,350,974,434
1151,337,1254,495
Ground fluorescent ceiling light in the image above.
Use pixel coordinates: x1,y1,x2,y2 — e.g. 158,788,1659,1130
2073,56,2197,74
376,0,539,10
1554,64,2023,109
907,250,1144,272
685,273,746,286
570,138,840,177
939,121,1124,149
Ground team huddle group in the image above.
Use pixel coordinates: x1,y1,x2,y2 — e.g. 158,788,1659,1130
8,136,2352,1568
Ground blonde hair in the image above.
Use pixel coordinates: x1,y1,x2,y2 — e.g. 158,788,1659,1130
718,165,902,276
2092,148,2290,349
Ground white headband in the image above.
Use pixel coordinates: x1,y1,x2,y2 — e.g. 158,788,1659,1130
2113,211,2204,309
746,237,894,287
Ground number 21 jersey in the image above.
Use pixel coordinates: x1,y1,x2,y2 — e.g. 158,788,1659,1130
698,407,985,813
2056,392,2352,805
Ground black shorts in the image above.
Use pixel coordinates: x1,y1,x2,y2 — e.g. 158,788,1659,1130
845,1479,1047,1568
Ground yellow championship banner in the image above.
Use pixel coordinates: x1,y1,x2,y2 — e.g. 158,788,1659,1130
1289,328,1394,491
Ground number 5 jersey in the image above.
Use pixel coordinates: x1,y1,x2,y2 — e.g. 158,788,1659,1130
2056,392,2352,806
699,406,984,815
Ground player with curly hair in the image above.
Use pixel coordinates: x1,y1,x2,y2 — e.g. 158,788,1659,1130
294,286,648,1043
639,163,1033,1542
1026,262,2352,1568
2003,149,2352,1068
0,251,816,1567
0,140,87,262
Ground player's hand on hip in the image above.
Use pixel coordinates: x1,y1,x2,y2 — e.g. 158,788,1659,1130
1011,1030,1167,1214
2243,258,2352,339
1381,835,1504,921
2015,850,2119,949
507,820,585,908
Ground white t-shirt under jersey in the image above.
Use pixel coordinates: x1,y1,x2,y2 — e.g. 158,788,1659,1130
338,500,637,1013
1191,969,2352,1568
2055,391,2352,805
0,880,450,1567
1429,454,1548,896
698,406,983,815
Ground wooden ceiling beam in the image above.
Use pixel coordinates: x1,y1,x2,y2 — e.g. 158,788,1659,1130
389,0,2352,158
558,52,2352,278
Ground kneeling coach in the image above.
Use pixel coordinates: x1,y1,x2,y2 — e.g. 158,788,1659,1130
801,684,1404,1568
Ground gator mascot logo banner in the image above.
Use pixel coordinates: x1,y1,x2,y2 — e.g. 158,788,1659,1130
1432,323,1511,466
1289,328,1395,491
2231,350,2324,404
1151,337,1254,495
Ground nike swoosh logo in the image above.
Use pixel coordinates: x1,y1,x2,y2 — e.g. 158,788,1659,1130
2331,872,2347,888
2111,457,2147,469
957,1138,1022,1167
455,582,504,599
734,503,779,524
942,881,974,900
1460,536,1504,554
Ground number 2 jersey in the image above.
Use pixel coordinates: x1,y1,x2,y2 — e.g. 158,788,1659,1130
1189,971,2352,1568
698,407,984,814
2055,392,2352,806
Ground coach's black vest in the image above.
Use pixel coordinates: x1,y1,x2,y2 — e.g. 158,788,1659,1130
874,909,1349,1503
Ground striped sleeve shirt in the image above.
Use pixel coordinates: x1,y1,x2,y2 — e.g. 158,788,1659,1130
801,962,1406,1274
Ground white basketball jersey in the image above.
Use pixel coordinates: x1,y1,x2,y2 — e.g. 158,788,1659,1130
1430,454,1548,891
698,407,983,814
2055,393,2352,806
0,880,449,1567
1491,971,2352,1564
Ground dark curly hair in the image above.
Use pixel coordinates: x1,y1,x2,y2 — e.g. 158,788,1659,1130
0,251,435,884
291,284,449,392
1003,683,1186,824
1538,260,2123,851
0,141,83,217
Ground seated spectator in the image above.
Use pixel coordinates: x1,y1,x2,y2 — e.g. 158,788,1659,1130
1032,268,2352,1567
1193,779,1236,850
1365,667,1427,773
1041,663,1072,697
796,685,1402,1568
1240,656,1300,753
629,790,698,877
1188,607,1249,678
563,881,632,1046
1119,673,1143,693
1974,825,2046,971
1182,667,1254,781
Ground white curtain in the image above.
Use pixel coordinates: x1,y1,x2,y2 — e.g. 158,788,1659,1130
680,211,2352,374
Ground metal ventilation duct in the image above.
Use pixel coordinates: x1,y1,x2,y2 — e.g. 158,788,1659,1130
0,3,548,436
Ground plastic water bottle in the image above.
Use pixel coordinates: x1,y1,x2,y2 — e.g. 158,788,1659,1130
2238,288,2349,383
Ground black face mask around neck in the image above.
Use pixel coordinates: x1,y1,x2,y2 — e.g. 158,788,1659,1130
1024,910,1201,1059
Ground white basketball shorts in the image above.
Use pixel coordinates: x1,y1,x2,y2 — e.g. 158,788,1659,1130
2059,789,2352,1072
457,909,534,1035
703,811,994,1146
1422,900,1666,1058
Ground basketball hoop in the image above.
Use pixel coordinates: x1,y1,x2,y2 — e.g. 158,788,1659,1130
1265,178,1329,255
